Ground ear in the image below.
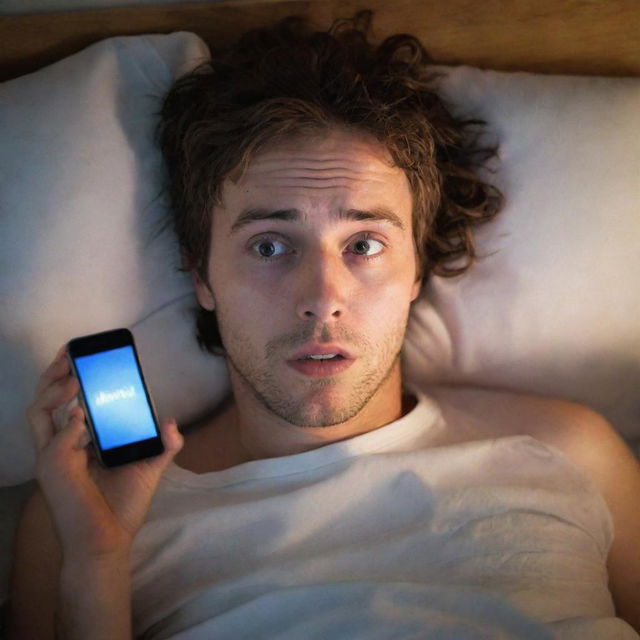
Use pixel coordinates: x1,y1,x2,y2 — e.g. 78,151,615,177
410,275,423,302
191,270,215,311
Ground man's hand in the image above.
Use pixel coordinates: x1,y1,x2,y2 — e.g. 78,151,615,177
26,343,184,560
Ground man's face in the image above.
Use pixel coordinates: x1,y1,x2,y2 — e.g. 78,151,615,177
193,128,422,428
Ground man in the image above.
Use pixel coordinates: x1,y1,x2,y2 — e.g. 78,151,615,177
10,11,640,639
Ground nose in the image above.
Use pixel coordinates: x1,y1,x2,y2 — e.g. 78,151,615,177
295,250,348,322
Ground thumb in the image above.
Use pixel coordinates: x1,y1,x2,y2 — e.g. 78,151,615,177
150,418,184,469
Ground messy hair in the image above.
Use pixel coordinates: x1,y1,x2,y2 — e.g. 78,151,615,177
156,10,504,357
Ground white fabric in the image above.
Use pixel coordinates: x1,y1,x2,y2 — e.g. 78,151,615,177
130,388,638,639
1,34,639,488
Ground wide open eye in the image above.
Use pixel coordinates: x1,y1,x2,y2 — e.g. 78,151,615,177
350,234,386,261
251,238,290,261
249,233,387,263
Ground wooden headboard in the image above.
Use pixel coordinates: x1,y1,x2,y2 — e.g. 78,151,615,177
1,0,639,83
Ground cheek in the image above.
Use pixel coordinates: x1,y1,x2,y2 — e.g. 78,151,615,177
221,288,263,324
351,277,414,333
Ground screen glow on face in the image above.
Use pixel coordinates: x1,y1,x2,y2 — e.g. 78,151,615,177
74,346,157,450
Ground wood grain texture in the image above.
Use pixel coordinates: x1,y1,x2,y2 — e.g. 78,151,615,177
0,0,639,82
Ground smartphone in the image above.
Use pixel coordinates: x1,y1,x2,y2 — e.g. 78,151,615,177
66,327,165,468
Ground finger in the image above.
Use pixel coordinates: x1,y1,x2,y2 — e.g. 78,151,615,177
27,398,56,453
160,419,184,457
36,346,70,395
37,376,78,413
60,409,90,449
35,412,90,486
72,413,92,450
56,414,96,473
34,416,112,548
27,377,79,453
27,377,79,451
143,419,184,472
68,405,84,422
52,394,79,432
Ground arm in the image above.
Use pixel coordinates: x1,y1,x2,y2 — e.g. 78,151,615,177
57,552,132,640
8,487,131,640
552,404,640,633
8,487,61,639
12,343,183,639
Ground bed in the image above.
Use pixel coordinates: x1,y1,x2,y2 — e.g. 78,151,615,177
0,0,639,634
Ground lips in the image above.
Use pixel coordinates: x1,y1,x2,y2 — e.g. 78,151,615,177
291,344,354,360
287,356,355,378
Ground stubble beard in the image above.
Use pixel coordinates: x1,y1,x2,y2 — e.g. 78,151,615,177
222,325,407,428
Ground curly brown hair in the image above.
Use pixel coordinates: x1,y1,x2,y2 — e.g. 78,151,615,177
155,10,504,357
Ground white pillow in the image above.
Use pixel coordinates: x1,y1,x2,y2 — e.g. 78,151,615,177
0,32,230,486
403,67,640,448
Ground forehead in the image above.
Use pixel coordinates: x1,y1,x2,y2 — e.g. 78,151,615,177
242,129,398,178
218,129,412,223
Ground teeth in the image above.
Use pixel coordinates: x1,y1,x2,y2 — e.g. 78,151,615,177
306,354,338,360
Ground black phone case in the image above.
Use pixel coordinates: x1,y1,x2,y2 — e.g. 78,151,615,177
67,328,164,467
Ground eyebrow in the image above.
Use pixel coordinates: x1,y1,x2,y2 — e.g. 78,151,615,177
229,207,406,236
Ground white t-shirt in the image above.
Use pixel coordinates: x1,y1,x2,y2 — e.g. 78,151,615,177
130,387,639,639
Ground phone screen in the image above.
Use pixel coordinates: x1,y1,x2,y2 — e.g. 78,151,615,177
73,345,158,450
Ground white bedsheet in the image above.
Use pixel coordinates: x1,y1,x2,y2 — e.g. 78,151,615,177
130,390,639,639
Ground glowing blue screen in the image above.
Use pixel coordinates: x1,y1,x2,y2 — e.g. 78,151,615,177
74,346,157,450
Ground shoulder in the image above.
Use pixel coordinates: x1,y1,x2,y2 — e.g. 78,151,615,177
425,383,639,499
426,382,636,470
426,383,640,631
425,383,599,444
537,399,640,632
